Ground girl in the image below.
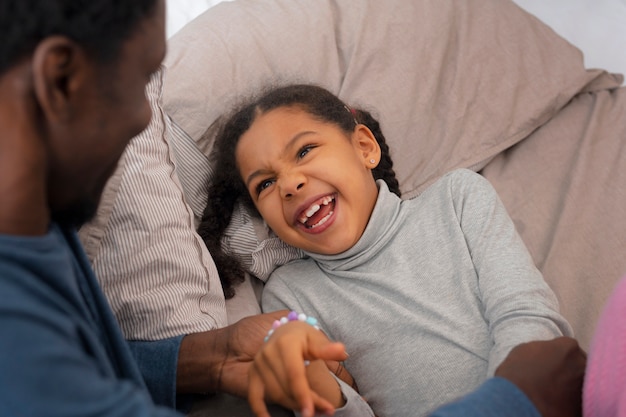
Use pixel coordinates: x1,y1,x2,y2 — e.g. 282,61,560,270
199,84,573,417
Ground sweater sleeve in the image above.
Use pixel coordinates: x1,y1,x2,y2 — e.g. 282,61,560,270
451,170,573,374
0,275,182,417
290,372,375,417
333,376,375,417
429,377,540,417
127,337,185,410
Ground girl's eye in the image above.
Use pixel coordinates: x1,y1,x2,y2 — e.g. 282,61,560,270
256,179,275,195
297,144,316,159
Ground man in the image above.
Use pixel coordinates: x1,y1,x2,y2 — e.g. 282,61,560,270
0,1,179,416
0,1,585,416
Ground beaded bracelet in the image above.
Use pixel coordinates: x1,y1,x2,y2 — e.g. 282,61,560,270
264,310,320,342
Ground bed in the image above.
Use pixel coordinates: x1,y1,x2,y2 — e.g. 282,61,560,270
78,0,626,415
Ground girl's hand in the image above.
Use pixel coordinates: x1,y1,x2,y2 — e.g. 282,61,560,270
304,359,346,410
248,321,348,417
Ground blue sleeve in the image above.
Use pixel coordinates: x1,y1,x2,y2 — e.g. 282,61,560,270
429,377,540,417
0,285,182,417
127,337,183,409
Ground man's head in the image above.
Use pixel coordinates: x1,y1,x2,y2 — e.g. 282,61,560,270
0,0,162,76
0,0,166,229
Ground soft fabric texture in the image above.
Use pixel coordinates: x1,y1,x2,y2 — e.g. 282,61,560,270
80,0,626,351
162,0,622,345
0,224,181,417
164,0,606,199
79,68,228,339
584,275,626,417
127,336,186,411
316,378,375,417
481,85,626,349
262,170,571,417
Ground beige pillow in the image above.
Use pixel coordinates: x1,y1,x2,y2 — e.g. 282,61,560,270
164,0,606,201
481,85,626,350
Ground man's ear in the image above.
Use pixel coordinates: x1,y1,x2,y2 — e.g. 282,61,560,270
354,124,382,168
31,36,88,122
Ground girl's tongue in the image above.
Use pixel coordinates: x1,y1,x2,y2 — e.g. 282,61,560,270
299,195,336,229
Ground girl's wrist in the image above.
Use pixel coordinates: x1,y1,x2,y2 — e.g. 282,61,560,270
264,310,320,342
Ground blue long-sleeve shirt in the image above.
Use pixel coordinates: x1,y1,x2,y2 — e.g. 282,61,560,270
0,223,181,417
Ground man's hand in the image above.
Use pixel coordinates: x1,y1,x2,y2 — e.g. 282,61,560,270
218,310,292,397
176,310,288,397
495,337,587,417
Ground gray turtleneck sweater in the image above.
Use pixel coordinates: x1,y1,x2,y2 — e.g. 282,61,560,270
262,169,572,417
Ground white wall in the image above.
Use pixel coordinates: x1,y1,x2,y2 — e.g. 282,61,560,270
512,0,626,80
166,0,233,38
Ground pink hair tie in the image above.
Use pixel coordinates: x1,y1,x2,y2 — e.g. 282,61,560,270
344,105,358,125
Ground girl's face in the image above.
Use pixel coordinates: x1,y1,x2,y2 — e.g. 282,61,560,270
236,106,381,255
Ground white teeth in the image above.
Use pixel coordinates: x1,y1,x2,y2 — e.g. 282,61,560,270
305,204,320,218
298,196,335,224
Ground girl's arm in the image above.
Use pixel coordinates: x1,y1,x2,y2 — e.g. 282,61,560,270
452,170,573,374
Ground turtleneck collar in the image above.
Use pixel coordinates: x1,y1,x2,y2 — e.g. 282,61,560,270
303,180,403,271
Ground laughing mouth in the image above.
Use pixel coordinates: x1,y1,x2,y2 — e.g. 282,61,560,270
297,195,335,229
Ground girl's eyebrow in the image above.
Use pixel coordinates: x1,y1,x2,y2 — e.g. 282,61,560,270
285,130,316,151
244,130,316,187
245,168,272,188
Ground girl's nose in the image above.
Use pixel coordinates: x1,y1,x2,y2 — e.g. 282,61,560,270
281,174,306,199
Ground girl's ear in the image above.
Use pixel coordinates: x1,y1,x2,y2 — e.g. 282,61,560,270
353,124,382,169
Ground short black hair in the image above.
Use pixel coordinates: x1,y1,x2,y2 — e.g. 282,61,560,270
0,0,158,75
